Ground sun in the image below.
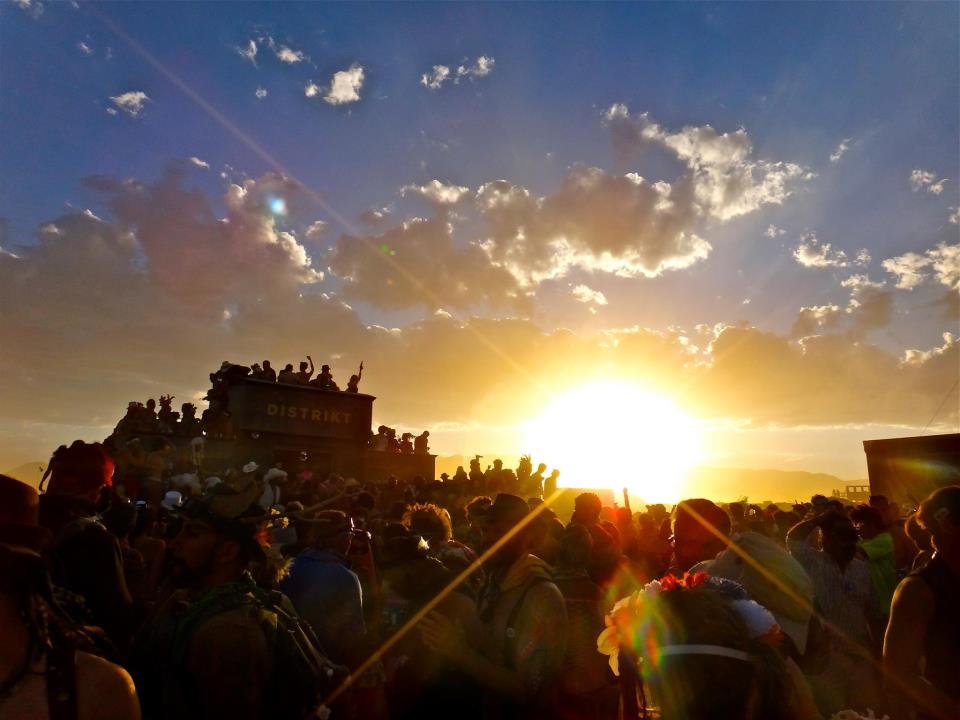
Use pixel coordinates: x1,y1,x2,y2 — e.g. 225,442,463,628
521,379,704,504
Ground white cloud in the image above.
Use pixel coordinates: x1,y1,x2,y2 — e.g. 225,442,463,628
604,104,814,222
421,56,495,90
109,91,150,118
255,87,267,100
793,233,849,268
948,207,959,224
882,251,931,290
106,108,118,116
456,55,495,80
854,248,871,267
421,65,451,90
236,39,257,65
765,224,785,238
910,168,949,195
571,284,608,306
902,332,957,367
791,304,841,337
882,242,959,291
304,220,328,240
77,41,94,55
324,64,365,105
304,82,320,98
275,45,305,64
829,138,851,164
402,179,470,205
188,156,209,169
929,242,960,291
16,0,43,18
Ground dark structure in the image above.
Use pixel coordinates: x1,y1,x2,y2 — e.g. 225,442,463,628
109,377,435,484
862,433,960,506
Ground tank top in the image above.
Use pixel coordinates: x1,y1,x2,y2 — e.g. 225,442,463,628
912,554,960,701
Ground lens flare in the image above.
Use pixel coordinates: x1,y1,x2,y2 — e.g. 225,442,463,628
268,196,287,216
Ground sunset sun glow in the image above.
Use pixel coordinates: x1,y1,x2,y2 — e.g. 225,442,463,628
522,380,704,503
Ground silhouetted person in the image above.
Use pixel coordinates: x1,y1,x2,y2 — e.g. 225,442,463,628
414,431,430,454
295,355,314,385
545,469,560,498
670,498,731,573
788,510,877,714
277,363,297,384
884,485,960,720
420,493,567,718
261,360,276,382
346,361,363,393
0,474,140,720
38,441,135,648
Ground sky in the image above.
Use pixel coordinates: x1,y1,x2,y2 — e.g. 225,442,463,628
1,1,958,488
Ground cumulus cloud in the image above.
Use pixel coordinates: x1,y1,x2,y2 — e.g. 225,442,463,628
236,39,257,65
882,242,960,291
304,82,320,98
477,168,711,284
829,138,851,164
1,167,956,467
902,332,957,367
274,45,305,64
79,166,319,308
882,251,931,290
16,0,43,18
329,108,809,296
457,55,495,79
604,104,814,223
304,220,328,241
791,304,841,337
421,56,495,90
765,224,785,238
421,65,452,90
571,284,608,306
255,87,268,100
841,274,894,334
77,41,93,55
792,233,849,268
359,207,391,225
949,207,959,224
324,64,365,105
328,216,523,311
188,156,209,169
109,91,150,118
402,179,470,206
910,169,948,195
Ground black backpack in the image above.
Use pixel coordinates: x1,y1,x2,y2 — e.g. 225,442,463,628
172,575,349,719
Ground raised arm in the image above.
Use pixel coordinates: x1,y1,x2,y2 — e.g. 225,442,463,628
307,355,314,374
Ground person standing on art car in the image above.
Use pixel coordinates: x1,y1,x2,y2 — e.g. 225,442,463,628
347,361,364,393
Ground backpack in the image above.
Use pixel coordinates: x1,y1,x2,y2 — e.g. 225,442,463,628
172,574,349,719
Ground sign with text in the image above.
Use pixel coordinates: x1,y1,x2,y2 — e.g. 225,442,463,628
229,380,373,441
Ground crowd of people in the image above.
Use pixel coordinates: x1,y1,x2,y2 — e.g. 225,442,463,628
1,441,958,720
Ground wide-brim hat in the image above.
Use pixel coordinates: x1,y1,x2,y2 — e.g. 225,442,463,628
483,493,530,527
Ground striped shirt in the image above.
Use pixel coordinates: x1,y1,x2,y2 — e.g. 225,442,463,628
788,539,873,651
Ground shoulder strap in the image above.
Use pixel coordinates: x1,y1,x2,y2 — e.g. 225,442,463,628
46,645,78,720
502,577,551,668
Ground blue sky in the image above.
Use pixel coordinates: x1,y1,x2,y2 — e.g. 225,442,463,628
1,1,957,481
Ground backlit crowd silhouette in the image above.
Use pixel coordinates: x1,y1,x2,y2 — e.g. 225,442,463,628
1,439,958,720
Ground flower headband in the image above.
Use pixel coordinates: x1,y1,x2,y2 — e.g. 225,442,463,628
596,572,781,676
